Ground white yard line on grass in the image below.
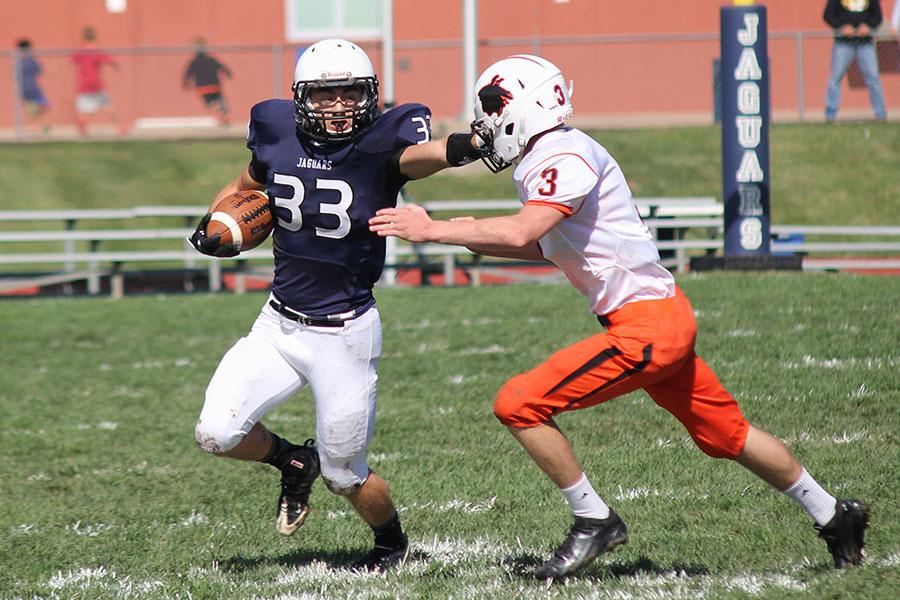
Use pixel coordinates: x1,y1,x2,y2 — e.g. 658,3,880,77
726,329,757,337
612,485,710,502
33,542,900,599
11,523,38,534
66,521,115,537
47,567,109,589
384,342,508,358
849,383,873,398
177,510,209,526
74,420,118,430
367,451,406,463
327,496,497,520
458,344,507,355
781,355,898,370
459,317,504,327
614,486,660,501
394,319,433,330
97,358,194,370
46,566,165,596
830,430,869,444
393,317,504,331
782,429,873,446
413,496,497,514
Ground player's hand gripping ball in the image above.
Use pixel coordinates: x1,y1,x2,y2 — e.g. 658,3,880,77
189,190,274,257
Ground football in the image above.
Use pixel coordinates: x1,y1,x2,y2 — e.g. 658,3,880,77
206,190,274,251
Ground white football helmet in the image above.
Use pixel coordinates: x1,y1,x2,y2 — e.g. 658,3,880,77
293,38,379,141
471,55,573,172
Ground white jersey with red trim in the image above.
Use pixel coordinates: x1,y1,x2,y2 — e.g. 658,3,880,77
513,127,675,315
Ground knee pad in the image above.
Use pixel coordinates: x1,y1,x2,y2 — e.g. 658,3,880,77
194,419,242,455
319,453,368,496
317,408,372,494
493,375,549,428
321,407,370,458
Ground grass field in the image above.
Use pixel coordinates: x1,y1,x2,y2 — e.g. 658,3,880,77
1,273,898,599
1,121,898,226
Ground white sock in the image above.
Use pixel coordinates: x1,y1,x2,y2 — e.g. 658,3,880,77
561,473,611,520
782,468,837,526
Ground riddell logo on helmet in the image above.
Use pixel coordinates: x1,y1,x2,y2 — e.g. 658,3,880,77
320,71,352,79
557,107,574,123
478,75,514,116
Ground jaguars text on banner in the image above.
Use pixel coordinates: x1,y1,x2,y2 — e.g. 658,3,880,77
720,4,771,256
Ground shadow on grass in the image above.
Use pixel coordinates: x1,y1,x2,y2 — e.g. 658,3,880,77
219,546,435,574
219,547,365,573
503,553,709,582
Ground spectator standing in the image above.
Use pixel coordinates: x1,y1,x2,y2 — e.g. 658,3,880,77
15,39,50,134
70,26,125,136
823,0,887,122
183,38,233,126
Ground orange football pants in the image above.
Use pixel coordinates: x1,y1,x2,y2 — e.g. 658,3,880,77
493,287,749,459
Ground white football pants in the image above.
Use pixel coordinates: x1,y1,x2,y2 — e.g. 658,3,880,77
195,295,381,494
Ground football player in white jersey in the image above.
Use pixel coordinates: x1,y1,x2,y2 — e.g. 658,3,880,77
370,55,869,579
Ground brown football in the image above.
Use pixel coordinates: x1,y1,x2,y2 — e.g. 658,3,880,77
206,190,274,251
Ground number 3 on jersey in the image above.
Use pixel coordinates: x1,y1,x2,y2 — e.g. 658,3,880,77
538,167,558,196
272,173,352,239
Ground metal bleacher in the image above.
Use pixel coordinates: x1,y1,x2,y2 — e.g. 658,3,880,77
1,197,897,297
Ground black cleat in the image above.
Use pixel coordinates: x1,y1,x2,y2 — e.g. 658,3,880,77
535,511,628,580
816,499,870,568
352,534,410,573
275,439,320,536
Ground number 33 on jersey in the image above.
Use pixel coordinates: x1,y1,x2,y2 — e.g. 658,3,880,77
247,99,431,314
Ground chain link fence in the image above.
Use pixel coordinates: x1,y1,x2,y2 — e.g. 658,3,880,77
2,30,898,140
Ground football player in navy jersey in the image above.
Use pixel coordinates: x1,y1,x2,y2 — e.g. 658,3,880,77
189,39,483,572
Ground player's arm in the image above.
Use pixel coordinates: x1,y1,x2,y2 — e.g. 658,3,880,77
398,133,482,180
465,242,545,261
369,203,565,250
207,164,266,210
445,217,545,260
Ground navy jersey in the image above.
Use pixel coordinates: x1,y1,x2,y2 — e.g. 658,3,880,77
247,100,432,317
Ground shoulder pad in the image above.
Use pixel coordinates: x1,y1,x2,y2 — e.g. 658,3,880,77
355,103,432,154
247,99,295,151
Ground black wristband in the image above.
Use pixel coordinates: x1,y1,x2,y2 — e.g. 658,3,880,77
446,132,481,167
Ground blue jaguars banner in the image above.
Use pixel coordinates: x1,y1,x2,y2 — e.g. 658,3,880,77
720,5,770,256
